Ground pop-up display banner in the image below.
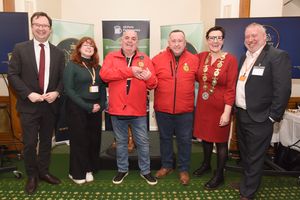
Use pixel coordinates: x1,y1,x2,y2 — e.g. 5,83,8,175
216,17,300,79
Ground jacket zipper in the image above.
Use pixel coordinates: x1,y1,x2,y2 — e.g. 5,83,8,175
173,61,178,113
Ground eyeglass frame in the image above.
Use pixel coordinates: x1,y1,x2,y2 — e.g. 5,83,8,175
207,36,223,41
32,23,51,29
81,44,95,48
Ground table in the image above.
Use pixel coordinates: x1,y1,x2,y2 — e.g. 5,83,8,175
272,110,300,152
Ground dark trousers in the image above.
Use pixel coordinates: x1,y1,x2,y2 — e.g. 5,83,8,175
155,111,193,172
66,99,102,179
236,108,273,199
20,102,55,177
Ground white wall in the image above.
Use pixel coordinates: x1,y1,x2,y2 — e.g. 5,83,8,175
283,0,300,16
220,0,240,18
201,0,221,47
250,0,283,17
36,0,61,19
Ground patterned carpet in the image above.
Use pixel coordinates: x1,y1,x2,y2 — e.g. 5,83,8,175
1,136,300,199
1,159,299,199
0,175,299,199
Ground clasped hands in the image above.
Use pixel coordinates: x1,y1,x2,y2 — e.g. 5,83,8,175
28,91,59,103
131,66,151,81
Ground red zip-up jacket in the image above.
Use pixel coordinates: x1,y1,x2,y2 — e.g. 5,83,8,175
152,48,199,114
100,50,157,116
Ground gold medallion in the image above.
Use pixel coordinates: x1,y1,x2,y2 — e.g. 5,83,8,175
202,76,207,81
214,70,220,76
217,62,223,68
212,79,217,86
138,61,144,68
183,63,189,72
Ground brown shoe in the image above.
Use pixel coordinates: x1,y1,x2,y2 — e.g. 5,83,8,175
39,173,61,185
25,177,38,195
179,171,190,185
155,168,173,178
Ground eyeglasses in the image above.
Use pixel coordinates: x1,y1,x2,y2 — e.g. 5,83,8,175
32,23,50,29
82,44,95,48
207,36,223,41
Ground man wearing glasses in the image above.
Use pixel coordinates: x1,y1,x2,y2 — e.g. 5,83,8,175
8,12,65,195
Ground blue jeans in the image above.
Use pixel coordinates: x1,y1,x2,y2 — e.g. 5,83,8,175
111,116,150,175
155,111,193,172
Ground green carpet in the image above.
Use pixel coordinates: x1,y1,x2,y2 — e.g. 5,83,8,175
1,144,300,199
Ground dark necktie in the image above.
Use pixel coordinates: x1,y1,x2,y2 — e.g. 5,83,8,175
39,43,45,91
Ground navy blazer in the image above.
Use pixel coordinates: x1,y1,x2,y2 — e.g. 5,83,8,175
239,44,291,122
8,40,65,114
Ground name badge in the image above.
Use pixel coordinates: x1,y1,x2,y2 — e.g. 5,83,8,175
252,66,265,76
89,85,99,93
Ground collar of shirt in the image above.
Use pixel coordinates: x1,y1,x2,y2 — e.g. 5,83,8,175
33,38,49,49
246,43,265,59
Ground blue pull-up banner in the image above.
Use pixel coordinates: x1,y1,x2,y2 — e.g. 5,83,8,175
216,17,300,79
0,12,29,74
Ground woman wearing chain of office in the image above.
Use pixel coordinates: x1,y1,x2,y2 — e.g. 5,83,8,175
193,26,238,189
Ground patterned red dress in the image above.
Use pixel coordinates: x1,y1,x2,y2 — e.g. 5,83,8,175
193,51,238,143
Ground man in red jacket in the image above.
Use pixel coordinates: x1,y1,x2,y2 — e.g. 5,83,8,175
100,30,158,185
152,30,199,185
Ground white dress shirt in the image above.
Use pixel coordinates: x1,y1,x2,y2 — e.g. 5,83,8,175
235,45,265,109
33,39,50,94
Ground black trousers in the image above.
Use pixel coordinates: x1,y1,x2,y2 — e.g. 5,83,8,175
236,108,273,199
20,102,55,177
66,99,102,179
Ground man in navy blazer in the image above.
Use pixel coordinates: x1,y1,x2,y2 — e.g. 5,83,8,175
235,23,291,200
8,12,65,195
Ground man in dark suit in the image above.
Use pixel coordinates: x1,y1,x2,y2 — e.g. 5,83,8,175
8,12,65,195
235,23,291,200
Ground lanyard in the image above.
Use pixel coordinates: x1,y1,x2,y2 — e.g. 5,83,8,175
82,62,96,85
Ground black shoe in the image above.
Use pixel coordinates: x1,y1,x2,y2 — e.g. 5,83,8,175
25,177,38,195
204,174,224,190
193,165,211,177
39,173,61,185
140,173,157,185
112,172,128,184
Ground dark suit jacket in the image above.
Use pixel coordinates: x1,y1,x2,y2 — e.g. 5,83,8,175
8,40,65,114
239,44,291,123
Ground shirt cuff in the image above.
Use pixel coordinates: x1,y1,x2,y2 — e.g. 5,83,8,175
269,116,275,123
